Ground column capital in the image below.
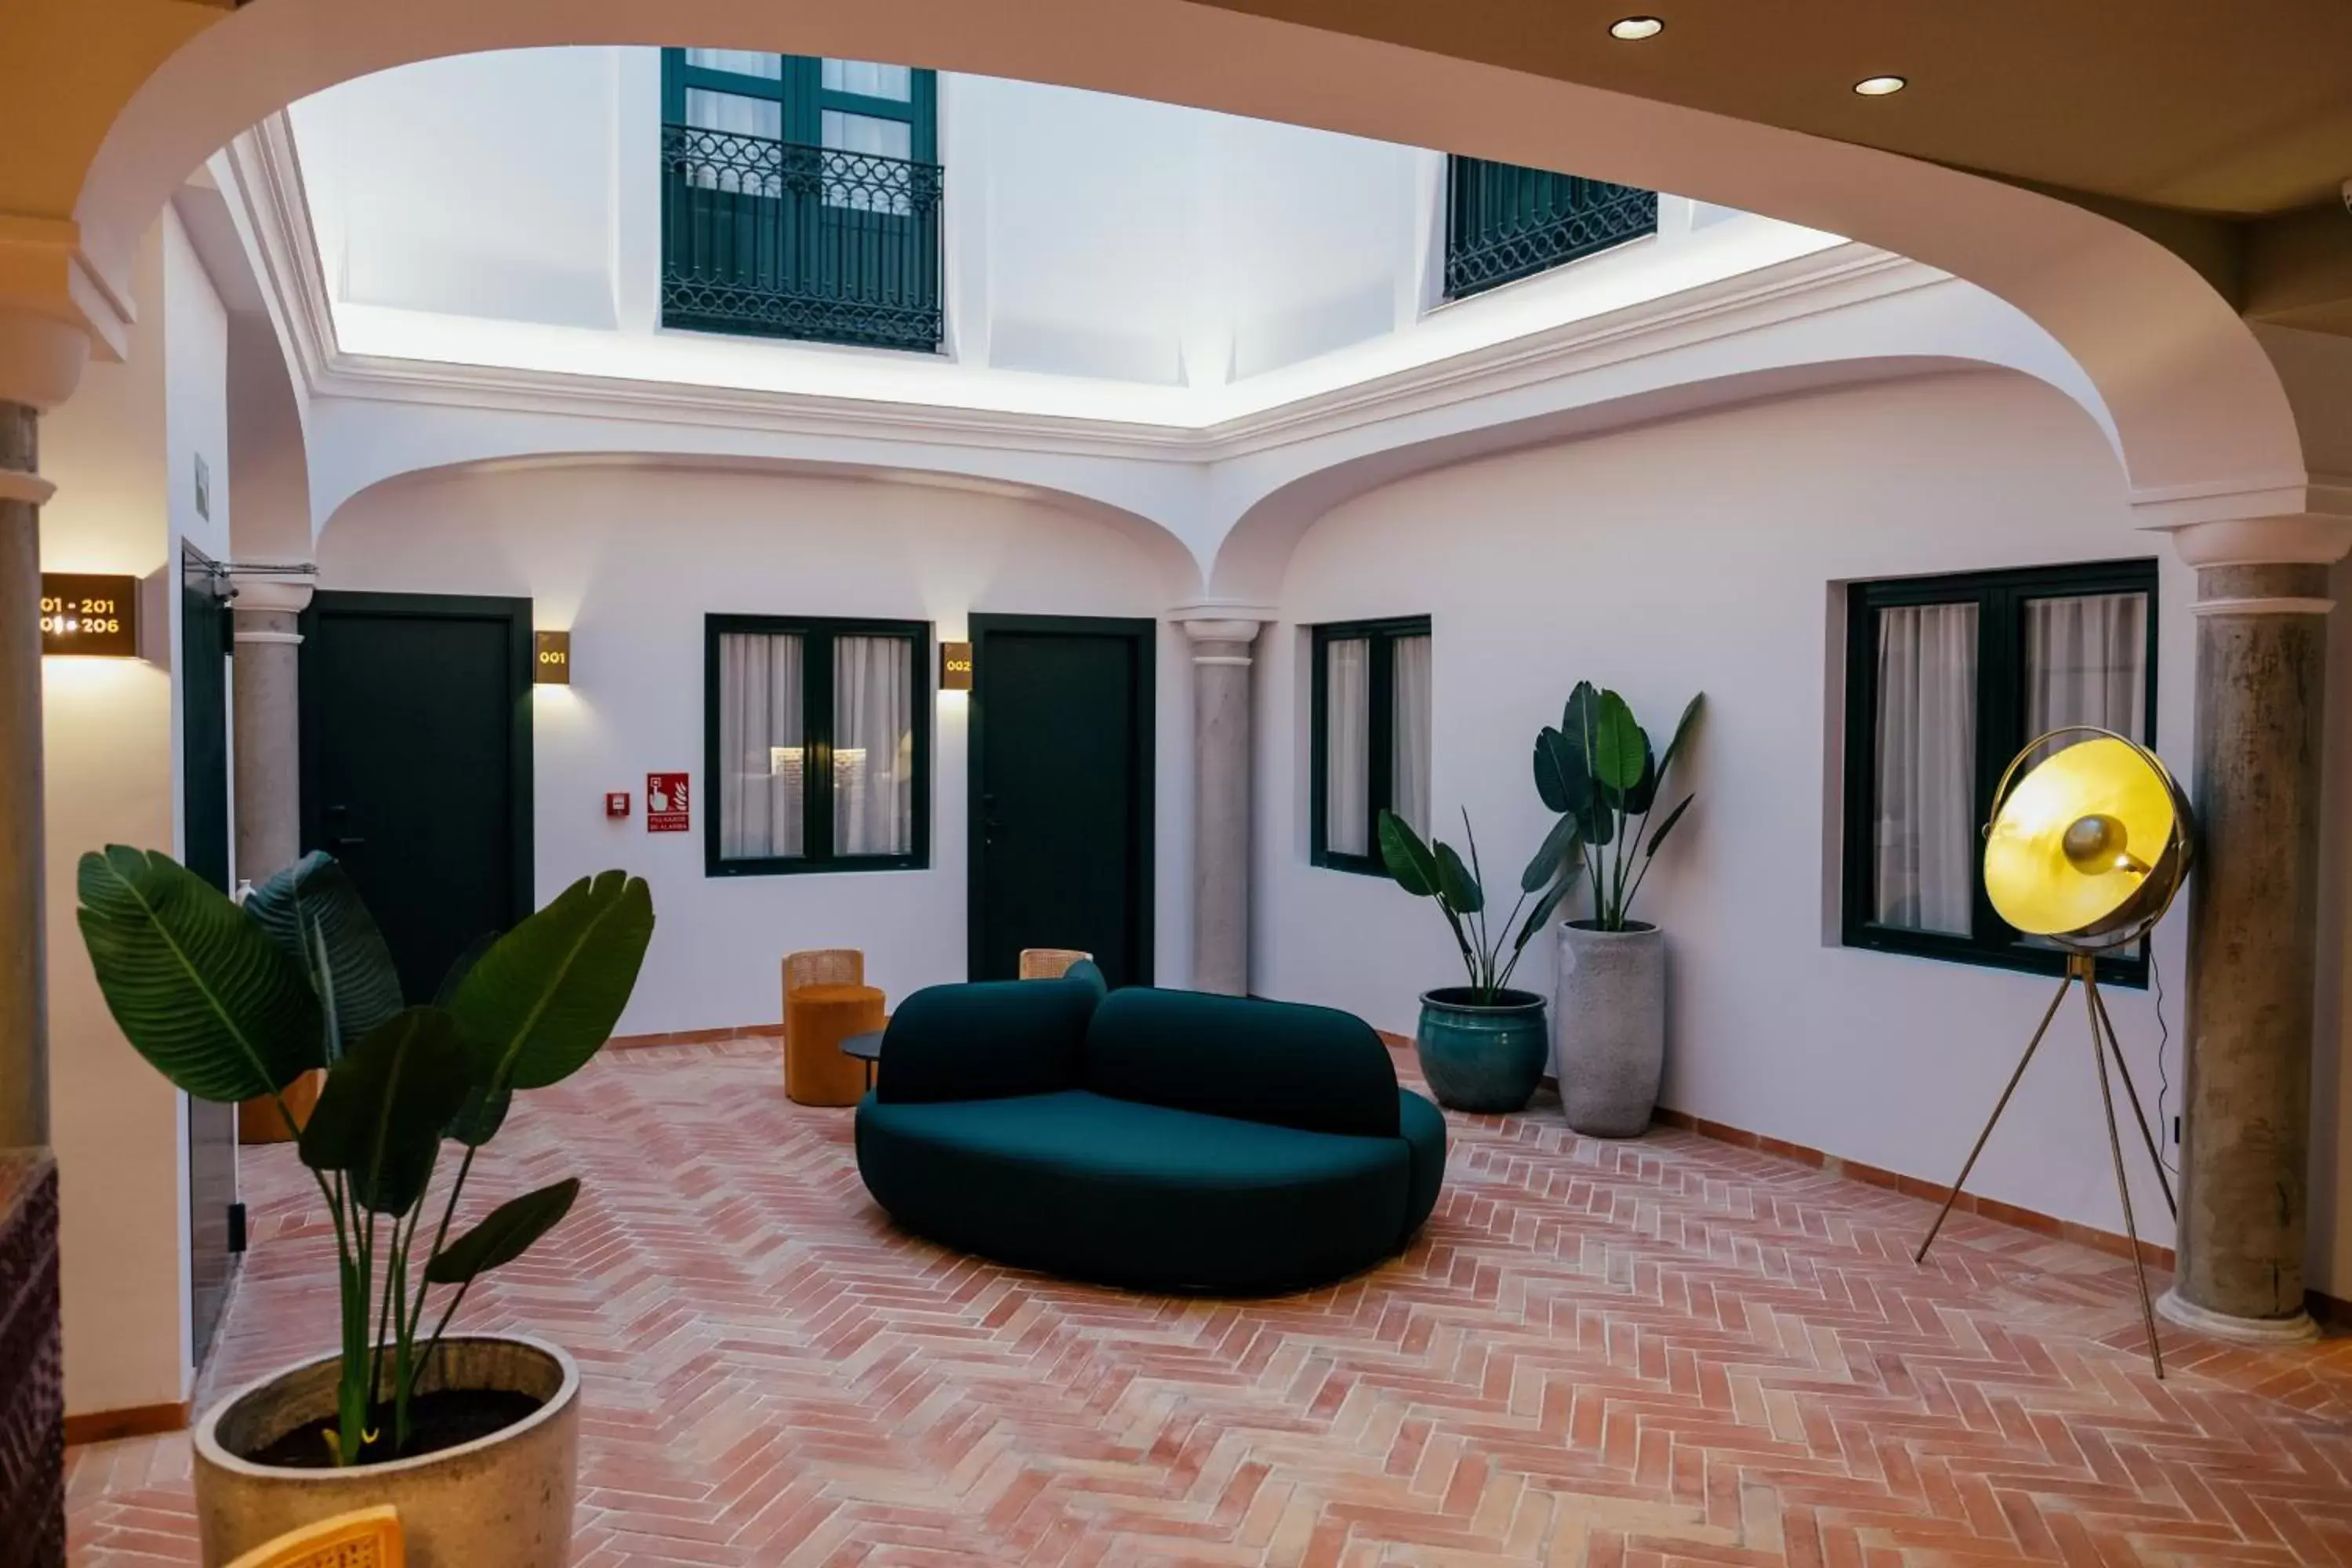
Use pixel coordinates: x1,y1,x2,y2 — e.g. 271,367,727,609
229,573,315,617
0,222,127,408
1171,601,1274,660
2154,513,2352,572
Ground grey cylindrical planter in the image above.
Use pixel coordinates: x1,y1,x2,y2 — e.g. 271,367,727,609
194,1335,579,1567
1554,920,1665,1138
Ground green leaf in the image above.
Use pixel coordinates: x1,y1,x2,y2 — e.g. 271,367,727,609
1513,873,1576,956
1377,810,1442,898
1562,683,1603,754
1519,809,1581,894
245,853,405,1048
433,931,499,1008
1533,727,1593,816
442,1080,514,1149
1618,737,1661,815
450,872,655,1091
1434,841,1484,915
1645,793,1697,858
435,931,510,1145
1592,691,1647,793
75,847,323,1103
423,1178,579,1287
1657,692,1705,779
299,1007,474,1215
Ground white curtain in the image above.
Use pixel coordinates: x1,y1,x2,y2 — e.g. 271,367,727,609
683,88,782,140
834,636,913,856
821,60,913,100
2027,592,2148,748
1873,603,1977,935
719,633,804,862
1390,634,1432,837
1324,639,1370,856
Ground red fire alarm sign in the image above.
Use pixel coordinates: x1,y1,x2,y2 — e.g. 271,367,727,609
605,792,630,819
646,773,690,833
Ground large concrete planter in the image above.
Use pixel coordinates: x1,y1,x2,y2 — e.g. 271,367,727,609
194,1335,578,1567
1554,920,1665,1138
1414,987,1548,1112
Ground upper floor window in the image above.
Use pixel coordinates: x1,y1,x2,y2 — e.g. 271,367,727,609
1443,158,1657,300
661,49,944,352
1841,559,2158,984
706,615,932,876
1312,617,1432,874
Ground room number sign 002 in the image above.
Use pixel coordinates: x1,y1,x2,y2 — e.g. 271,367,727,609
38,573,140,658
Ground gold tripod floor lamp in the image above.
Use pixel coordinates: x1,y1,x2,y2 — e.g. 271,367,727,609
1913,728,2190,1378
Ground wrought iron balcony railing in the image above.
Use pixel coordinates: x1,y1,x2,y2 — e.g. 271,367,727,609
1444,157,1657,301
662,122,945,353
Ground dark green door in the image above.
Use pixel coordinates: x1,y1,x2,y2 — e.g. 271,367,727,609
968,616,1154,988
300,593,532,1003
180,547,236,1367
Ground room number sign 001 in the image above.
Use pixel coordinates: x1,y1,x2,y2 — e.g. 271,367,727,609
38,573,140,658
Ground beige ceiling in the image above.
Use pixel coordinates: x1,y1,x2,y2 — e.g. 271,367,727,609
1193,0,2352,216
1188,0,2352,331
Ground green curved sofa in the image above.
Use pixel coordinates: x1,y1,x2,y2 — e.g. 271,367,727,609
854,980,1446,1294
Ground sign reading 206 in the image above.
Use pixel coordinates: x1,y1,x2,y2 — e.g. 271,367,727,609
39,573,140,659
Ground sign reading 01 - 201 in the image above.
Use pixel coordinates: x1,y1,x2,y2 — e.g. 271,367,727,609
39,573,140,658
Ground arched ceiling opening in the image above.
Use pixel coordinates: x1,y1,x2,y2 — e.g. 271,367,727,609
16,0,2329,527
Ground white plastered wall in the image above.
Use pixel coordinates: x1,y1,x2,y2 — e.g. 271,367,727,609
313,463,1196,1033
1253,368,2235,1278
38,204,234,1417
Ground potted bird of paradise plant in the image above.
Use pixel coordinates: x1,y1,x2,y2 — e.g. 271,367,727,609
1376,808,1579,1112
1530,682,1703,1136
75,847,652,1566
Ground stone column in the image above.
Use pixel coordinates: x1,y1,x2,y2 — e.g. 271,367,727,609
1180,615,1265,996
2158,513,2352,1342
0,403,49,1152
230,575,314,887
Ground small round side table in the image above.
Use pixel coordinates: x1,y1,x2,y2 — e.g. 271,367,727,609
840,1029,885,1091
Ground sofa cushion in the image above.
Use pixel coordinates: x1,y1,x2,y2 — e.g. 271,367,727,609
855,1090,1410,1294
1082,989,1399,1138
877,978,1098,1104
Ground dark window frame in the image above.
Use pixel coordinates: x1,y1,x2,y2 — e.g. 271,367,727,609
1443,157,1659,301
660,50,938,162
703,612,932,877
1309,615,1432,876
1840,557,2160,986
658,49,943,352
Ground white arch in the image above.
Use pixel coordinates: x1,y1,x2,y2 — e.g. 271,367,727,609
1205,260,2111,598
312,443,1201,593
301,390,1208,568
74,0,2314,534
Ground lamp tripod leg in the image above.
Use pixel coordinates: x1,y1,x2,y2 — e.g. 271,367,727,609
1915,971,2073,1265
2083,963,2164,1379
2085,975,2177,1220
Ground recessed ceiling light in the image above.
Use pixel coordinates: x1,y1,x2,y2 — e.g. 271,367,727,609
1609,16,1664,40
1852,74,1907,96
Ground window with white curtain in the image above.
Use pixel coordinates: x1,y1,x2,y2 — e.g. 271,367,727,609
706,615,929,874
1312,616,1433,873
1842,561,2158,982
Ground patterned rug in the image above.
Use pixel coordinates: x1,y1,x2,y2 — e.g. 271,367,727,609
67,1039,2352,1566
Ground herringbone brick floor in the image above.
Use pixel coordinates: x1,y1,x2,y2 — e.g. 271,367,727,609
67,1040,2352,1566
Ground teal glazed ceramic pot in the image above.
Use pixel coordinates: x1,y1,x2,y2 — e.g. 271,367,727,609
1414,987,1547,1113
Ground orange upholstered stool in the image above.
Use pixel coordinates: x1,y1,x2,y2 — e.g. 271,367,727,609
786,983,884,1106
